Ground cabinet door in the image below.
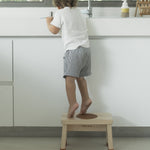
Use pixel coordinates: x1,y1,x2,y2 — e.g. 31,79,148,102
0,39,12,81
89,38,150,126
0,86,13,126
14,38,66,126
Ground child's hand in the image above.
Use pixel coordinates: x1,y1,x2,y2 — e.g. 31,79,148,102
46,17,53,25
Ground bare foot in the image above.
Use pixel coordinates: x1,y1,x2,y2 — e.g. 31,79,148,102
80,99,92,115
68,103,79,118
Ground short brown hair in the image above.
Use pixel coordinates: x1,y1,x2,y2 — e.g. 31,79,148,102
53,0,78,8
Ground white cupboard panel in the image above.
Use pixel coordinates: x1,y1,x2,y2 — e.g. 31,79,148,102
14,37,150,127
89,38,150,126
0,86,13,126
14,38,66,126
0,39,12,81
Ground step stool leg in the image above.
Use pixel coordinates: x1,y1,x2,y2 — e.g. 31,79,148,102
106,132,108,147
106,124,114,150
60,124,67,150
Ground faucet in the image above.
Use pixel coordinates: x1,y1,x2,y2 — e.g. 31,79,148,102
87,0,92,17
81,0,92,17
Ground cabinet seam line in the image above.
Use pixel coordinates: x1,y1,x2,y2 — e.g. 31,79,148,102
12,40,15,127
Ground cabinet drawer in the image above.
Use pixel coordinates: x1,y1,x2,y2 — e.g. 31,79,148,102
0,39,12,81
0,86,13,126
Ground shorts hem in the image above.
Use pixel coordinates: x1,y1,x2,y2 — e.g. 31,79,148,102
63,74,79,78
63,72,92,78
79,72,92,77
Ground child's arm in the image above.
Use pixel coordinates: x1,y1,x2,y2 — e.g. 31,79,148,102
46,17,60,34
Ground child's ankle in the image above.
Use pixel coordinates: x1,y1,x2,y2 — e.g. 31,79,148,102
70,102,78,106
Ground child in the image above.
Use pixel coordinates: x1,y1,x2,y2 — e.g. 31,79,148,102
46,0,92,118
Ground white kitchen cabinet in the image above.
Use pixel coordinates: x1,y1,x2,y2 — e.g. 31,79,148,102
0,39,12,81
0,39,13,126
0,86,13,126
14,38,66,126
14,37,150,127
89,38,150,126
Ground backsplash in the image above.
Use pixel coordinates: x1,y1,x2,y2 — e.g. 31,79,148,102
0,7,138,18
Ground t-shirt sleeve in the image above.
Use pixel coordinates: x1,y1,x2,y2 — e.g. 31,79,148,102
51,10,62,29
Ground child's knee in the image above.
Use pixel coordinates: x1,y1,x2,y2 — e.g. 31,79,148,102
77,77,85,82
66,76,76,82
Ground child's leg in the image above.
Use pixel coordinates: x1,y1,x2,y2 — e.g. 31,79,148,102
76,77,92,114
65,76,79,118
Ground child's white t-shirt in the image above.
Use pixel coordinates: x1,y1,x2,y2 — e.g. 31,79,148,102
51,7,89,52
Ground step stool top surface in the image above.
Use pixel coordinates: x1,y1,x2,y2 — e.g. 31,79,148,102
61,113,113,125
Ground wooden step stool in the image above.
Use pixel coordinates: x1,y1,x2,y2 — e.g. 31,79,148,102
60,113,114,150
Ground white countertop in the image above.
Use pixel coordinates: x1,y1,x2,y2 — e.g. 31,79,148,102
0,7,150,37
88,18,150,36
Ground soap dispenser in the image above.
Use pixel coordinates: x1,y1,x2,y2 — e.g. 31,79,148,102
121,0,129,17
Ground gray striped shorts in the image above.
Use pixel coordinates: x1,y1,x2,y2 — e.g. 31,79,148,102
63,46,91,78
